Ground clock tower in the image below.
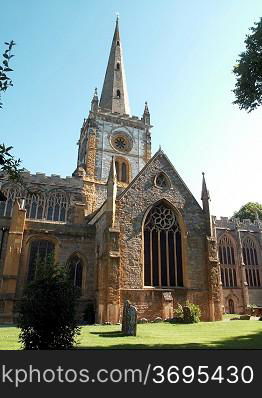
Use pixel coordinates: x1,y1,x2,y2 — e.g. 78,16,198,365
74,17,152,211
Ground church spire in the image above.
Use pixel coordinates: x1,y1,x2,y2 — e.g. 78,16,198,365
99,17,131,115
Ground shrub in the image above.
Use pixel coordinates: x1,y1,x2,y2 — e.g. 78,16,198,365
183,301,201,323
172,302,201,324
17,257,81,350
174,303,184,319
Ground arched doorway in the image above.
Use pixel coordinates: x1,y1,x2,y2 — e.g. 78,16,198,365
228,299,235,314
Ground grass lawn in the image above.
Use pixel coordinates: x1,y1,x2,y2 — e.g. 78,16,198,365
1,317,262,350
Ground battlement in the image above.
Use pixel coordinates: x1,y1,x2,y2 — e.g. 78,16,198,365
215,216,262,232
80,109,150,132
0,171,84,190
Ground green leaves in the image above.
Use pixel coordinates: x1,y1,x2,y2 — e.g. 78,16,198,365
17,256,81,350
0,143,24,183
0,40,15,109
232,202,262,222
233,18,262,112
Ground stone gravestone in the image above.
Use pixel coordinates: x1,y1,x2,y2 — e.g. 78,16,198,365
183,305,192,323
122,300,137,336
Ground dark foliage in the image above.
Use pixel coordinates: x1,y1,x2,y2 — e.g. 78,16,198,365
83,303,96,325
170,302,201,324
17,257,81,350
232,202,262,222
0,41,15,108
233,18,262,112
0,143,23,182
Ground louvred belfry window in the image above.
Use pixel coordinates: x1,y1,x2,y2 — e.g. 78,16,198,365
144,202,183,287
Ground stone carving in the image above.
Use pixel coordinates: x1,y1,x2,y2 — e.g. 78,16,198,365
207,237,218,262
162,292,173,301
210,266,221,302
122,300,137,336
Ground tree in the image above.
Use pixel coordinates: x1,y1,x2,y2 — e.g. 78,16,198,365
232,202,262,222
0,143,23,182
0,40,15,108
0,41,23,184
17,257,81,350
233,18,262,112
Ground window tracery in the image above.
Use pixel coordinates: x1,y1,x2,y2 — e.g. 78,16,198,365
27,240,55,281
218,235,237,287
67,255,83,290
0,186,69,222
242,237,261,287
144,202,183,288
155,173,170,189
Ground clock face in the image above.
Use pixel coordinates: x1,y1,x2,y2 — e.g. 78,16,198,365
111,133,132,153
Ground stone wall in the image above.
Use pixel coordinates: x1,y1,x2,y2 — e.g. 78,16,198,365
115,151,215,321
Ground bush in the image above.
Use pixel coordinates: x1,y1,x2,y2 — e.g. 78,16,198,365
183,302,201,323
172,302,201,324
17,257,81,350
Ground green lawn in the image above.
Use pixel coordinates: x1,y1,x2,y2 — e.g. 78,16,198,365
1,317,262,349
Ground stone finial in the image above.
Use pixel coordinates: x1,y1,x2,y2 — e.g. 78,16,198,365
91,87,99,113
201,171,210,201
142,101,150,125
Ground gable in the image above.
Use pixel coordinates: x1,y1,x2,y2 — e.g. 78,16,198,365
117,150,203,214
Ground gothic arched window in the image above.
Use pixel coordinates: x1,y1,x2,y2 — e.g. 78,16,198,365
27,240,55,281
115,158,129,183
116,89,121,98
242,237,261,287
67,255,83,289
46,190,68,222
144,202,183,287
25,192,45,220
218,235,237,287
0,185,22,217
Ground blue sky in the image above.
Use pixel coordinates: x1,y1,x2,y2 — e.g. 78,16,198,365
1,0,262,217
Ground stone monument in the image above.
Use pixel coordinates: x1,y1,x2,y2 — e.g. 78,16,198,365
122,300,137,336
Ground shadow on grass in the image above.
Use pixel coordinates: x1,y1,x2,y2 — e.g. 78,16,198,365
0,325,17,328
90,331,126,338
78,327,262,350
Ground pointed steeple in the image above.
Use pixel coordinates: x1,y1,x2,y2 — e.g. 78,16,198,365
99,17,131,115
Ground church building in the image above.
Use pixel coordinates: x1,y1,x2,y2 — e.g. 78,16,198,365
0,19,261,324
